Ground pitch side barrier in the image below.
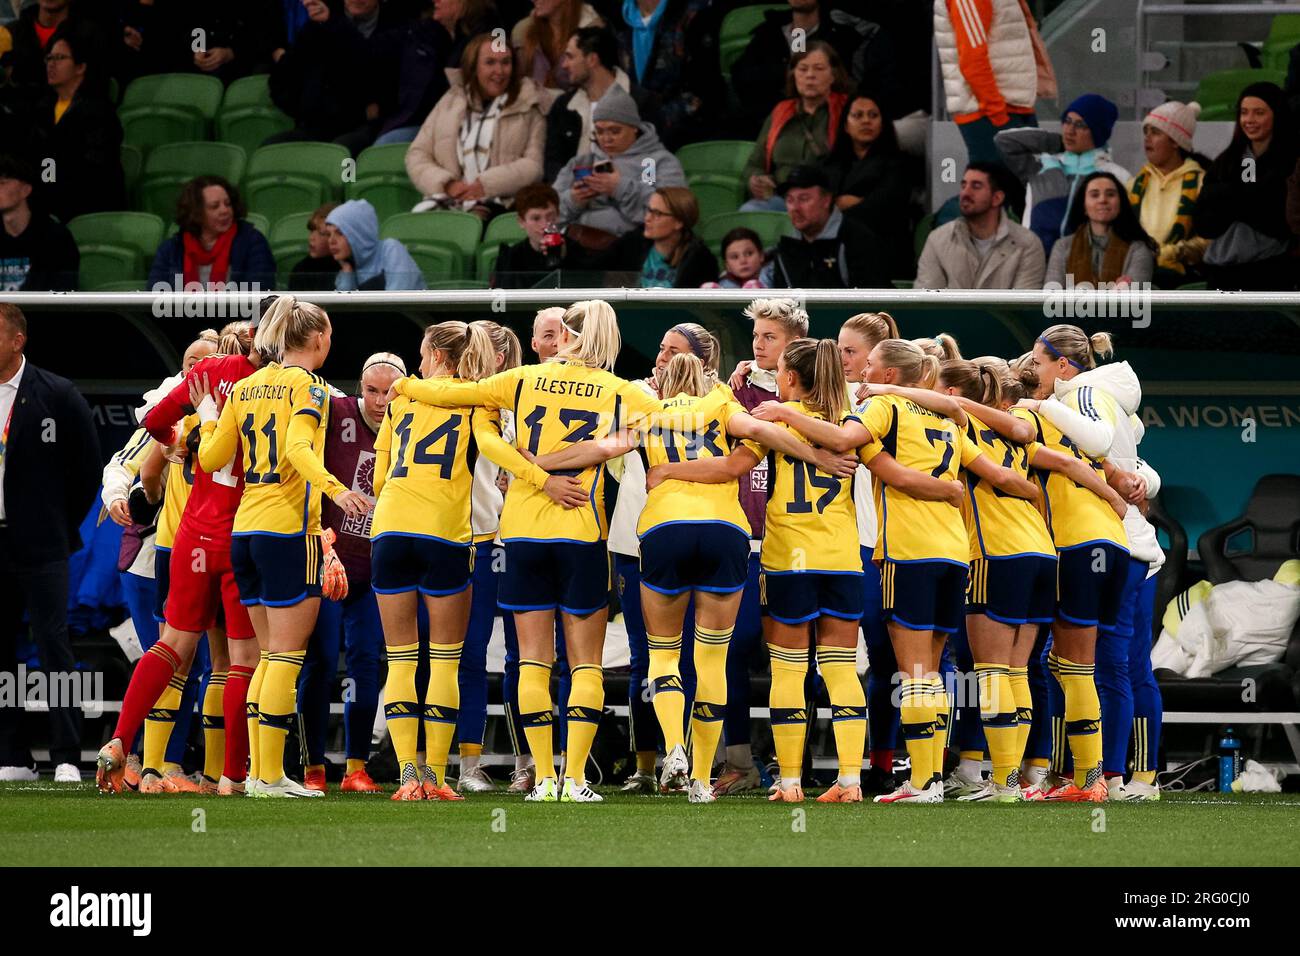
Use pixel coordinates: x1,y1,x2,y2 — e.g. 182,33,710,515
6,287,1299,544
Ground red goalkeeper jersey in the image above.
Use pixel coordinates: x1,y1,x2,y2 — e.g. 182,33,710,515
143,353,257,548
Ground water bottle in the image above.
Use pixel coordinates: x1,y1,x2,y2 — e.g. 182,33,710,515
1218,727,1241,792
541,224,565,270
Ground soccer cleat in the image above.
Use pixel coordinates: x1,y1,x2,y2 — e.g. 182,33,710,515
0,765,38,782
873,780,944,804
560,777,603,802
162,768,202,793
942,765,985,798
507,766,536,794
420,766,464,801
711,764,762,796
123,754,142,791
1020,783,1046,801
1047,780,1108,803
392,779,426,801
137,771,169,795
254,776,324,798
216,775,245,796
861,764,898,796
53,763,82,783
525,777,559,802
95,738,126,794
768,780,804,803
303,766,327,793
199,775,220,795
687,779,716,804
816,781,863,803
1108,779,1160,802
243,778,263,797
620,769,657,794
340,769,383,793
457,765,496,794
659,744,690,792
957,780,1022,802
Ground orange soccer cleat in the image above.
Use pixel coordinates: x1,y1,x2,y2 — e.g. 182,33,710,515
816,781,863,803
422,780,465,801
1050,778,1109,803
768,780,805,803
95,738,126,794
162,769,203,793
303,766,328,793
341,768,383,793
392,778,426,801
123,753,142,792
199,775,220,795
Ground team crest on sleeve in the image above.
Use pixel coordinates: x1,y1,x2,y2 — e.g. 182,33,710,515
309,385,327,410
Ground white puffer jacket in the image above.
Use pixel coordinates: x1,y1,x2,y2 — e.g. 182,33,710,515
935,0,1037,119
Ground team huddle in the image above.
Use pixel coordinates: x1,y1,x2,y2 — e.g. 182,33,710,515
94,294,1165,805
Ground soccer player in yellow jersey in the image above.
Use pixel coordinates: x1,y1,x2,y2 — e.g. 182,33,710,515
195,298,372,798
391,300,671,803
935,358,1128,801
372,321,554,801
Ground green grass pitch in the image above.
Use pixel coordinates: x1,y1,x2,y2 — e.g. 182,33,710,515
2,784,1299,866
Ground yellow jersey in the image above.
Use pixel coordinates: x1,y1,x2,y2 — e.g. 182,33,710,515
1014,405,1127,551
156,415,199,550
394,360,663,544
199,363,343,537
743,402,861,574
963,412,1055,560
371,384,543,544
858,393,979,566
637,384,751,538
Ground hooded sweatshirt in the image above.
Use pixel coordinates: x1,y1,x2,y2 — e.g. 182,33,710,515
553,122,686,236
326,200,427,291
1039,361,1164,570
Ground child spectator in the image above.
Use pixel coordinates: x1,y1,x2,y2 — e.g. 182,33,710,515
492,182,575,287
288,202,342,291
701,227,767,289
325,198,426,290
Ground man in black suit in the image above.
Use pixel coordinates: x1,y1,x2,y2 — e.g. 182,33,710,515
0,304,101,782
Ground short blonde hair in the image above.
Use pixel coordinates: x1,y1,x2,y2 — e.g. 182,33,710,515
743,297,809,337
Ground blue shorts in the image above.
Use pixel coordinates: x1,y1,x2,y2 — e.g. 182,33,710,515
966,554,1057,625
639,523,749,596
1056,542,1129,628
499,540,610,616
231,533,323,607
761,571,864,625
371,533,474,597
881,559,967,633
153,546,171,623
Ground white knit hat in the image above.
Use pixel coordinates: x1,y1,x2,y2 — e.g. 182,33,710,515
1143,100,1201,151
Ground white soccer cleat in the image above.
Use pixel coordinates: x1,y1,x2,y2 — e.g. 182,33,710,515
217,775,246,796
524,777,558,802
253,776,323,798
620,769,657,794
942,765,984,798
1108,779,1161,802
687,779,717,804
874,779,944,804
457,765,496,794
956,780,1022,802
53,763,82,783
0,766,38,782
507,766,536,794
560,777,603,803
659,744,689,792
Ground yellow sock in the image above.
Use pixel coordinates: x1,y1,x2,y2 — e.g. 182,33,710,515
564,664,604,785
1009,666,1032,763
459,743,482,758
422,641,462,788
161,761,183,775
144,673,186,775
898,677,935,789
1133,769,1157,786
767,644,809,782
382,642,421,780
689,624,731,784
975,662,1019,787
202,671,226,781
519,660,555,781
647,632,685,752
931,676,950,782
246,652,269,783
346,758,366,775
258,650,305,784
636,751,656,773
817,646,866,786
1058,655,1102,788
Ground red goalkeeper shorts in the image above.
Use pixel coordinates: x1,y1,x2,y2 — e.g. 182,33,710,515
165,523,256,640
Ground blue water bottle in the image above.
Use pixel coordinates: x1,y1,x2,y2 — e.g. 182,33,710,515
1218,728,1241,792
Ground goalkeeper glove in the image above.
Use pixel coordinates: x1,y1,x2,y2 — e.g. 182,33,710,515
321,528,349,601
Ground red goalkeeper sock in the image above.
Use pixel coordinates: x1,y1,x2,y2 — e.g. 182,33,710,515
223,664,254,782
113,642,182,744
871,748,894,772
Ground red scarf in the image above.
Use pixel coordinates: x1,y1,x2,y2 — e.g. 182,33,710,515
764,92,847,173
182,227,236,287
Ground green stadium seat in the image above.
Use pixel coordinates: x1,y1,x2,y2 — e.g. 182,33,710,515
118,73,225,150
221,74,274,111
120,144,144,203
427,279,489,290
216,107,294,158
677,140,753,180
1194,68,1286,122
120,107,208,153
77,244,142,291
344,143,420,222
244,212,271,237
355,142,410,176
1262,15,1300,71
96,279,149,291
381,211,483,279
138,142,247,220
483,212,526,246
720,5,783,76
689,175,746,222
68,211,166,260
276,248,308,284
270,211,316,248
697,211,791,255
914,213,935,261
476,243,502,283
243,142,350,223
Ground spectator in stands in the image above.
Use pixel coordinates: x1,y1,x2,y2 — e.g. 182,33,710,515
325,197,427,289
0,303,102,784
760,163,889,288
915,161,1044,290
118,1,281,83
405,31,546,220
935,0,1054,165
0,154,79,291
34,22,124,224
512,0,602,98
553,84,684,248
741,41,851,213
730,2,869,139
701,226,768,288
492,182,573,287
819,92,915,279
545,26,645,182
1127,100,1210,288
997,92,1129,253
288,201,342,291
147,175,275,291
0,0,75,90
610,0,720,151
374,0,503,146
1196,82,1299,291
606,185,717,287
268,0,408,155
1045,171,1156,289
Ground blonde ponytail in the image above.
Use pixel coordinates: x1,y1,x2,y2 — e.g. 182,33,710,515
842,311,900,349
556,299,621,370
1039,324,1115,370
876,338,936,388
939,358,1000,405
457,321,498,381
659,352,710,399
474,320,523,371
216,320,253,356
254,296,329,358
782,338,847,421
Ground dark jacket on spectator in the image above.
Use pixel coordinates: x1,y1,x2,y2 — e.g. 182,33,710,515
605,231,718,287
124,0,284,82
0,213,80,291
765,208,890,289
147,221,276,288
821,145,916,279
288,254,341,291
0,3,106,91
33,88,125,224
